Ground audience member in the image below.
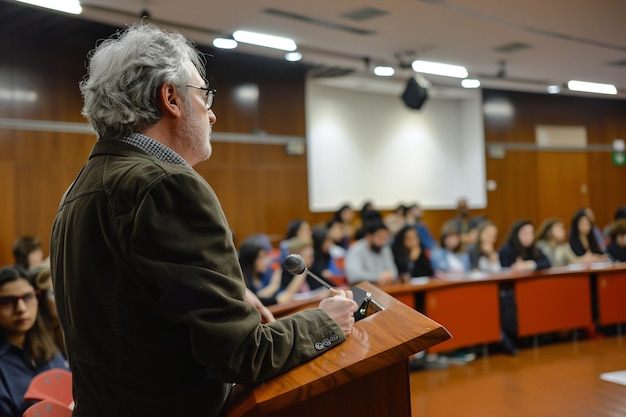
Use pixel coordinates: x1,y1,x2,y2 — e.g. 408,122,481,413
383,204,407,236
391,225,434,282
430,223,471,275
536,218,602,267
326,218,350,255
603,205,626,237
278,219,312,261
498,220,551,354
583,207,607,252
12,236,45,271
310,225,346,284
404,203,436,250
330,204,355,249
354,203,383,241
238,235,285,306
444,198,482,245
499,220,550,271
468,220,502,272
49,24,357,417
0,266,68,417
606,220,626,262
569,209,605,256
30,265,66,358
281,237,332,293
345,221,398,285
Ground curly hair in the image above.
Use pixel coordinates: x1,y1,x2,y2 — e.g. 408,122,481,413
80,23,206,139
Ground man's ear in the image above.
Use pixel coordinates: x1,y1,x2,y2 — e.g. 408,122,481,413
158,82,183,118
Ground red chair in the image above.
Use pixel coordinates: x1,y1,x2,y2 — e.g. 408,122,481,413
23,369,73,409
23,399,72,417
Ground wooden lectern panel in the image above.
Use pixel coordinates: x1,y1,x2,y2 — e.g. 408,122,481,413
225,282,451,417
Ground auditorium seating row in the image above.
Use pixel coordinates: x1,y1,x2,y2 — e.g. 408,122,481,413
270,262,626,353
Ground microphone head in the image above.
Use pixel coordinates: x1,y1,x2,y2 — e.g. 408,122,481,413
283,254,306,275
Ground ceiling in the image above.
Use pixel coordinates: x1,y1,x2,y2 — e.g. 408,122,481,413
5,0,626,99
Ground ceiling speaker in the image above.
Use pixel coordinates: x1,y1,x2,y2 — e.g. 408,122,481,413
401,77,428,110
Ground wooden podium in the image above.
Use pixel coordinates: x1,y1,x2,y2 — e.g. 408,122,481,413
225,282,451,417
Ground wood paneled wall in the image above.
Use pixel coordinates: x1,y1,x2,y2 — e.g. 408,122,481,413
1,10,625,266
481,90,626,243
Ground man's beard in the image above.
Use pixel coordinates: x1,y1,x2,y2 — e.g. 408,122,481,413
370,244,383,254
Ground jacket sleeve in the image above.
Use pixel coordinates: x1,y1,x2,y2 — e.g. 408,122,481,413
534,248,551,270
498,244,516,268
129,170,345,384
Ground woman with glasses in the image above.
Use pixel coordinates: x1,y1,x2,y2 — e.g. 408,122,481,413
0,266,68,417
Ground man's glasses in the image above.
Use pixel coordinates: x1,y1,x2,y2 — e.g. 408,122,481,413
0,292,38,312
185,85,216,110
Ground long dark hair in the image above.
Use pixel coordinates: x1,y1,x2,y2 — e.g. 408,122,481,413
285,219,306,240
505,220,540,260
391,225,421,258
0,266,58,364
238,235,269,289
569,208,602,254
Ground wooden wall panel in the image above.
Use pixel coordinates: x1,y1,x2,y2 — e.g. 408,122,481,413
482,90,626,243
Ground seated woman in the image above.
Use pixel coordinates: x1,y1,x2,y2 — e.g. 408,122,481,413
280,237,332,294
606,220,626,262
536,218,602,267
0,266,69,417
278,219,312,261
430,224,471,276
310,225,346,286
468,220,502,273
238,234,287,306
499,220,550,272
329,204,356,249
391,225,434,282
569,209,606,257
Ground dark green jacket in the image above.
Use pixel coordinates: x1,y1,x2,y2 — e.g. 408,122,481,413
50,139,344,417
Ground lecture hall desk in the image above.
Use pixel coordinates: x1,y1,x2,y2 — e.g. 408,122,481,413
381,261,626,352
269,262,626,353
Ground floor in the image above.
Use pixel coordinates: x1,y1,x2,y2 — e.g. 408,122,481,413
409,333,626,417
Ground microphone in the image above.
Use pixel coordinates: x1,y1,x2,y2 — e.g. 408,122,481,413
283,254,334,290
283,254,385,320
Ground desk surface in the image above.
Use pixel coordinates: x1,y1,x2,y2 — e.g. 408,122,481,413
269,262,626,317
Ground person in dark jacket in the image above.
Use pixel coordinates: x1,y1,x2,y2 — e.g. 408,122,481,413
49,23,357,417
606,220,626,262
391,225,434,281
499,220,551,271
569,208,605,256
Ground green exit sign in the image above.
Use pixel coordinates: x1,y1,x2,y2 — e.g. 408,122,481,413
613,151,626,166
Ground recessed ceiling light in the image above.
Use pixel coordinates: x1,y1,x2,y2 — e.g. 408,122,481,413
16,0,81,14
285,51,302,62
233,30,296,51
213,38,238,50
547,85,560,94
411,60,468,78
567,80,617,95
461,79,481,88
374,66,395,77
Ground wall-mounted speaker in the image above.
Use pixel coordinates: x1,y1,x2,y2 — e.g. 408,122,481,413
401,77,428,110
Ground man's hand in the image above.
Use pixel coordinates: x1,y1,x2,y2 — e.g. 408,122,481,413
244,288,276,323
319,288,358,337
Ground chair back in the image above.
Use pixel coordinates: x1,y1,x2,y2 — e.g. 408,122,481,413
23,369,73,409
22,399,72,417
